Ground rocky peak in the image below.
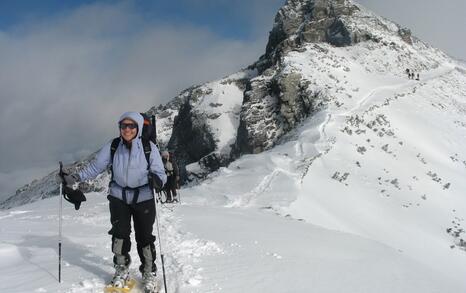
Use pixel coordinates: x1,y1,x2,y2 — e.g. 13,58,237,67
263,0,359,69
260,0,415,74
233,0,424,158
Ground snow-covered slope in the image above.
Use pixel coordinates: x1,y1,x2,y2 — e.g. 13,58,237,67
183,35,466,282
183,42,466,288
1,189,464,292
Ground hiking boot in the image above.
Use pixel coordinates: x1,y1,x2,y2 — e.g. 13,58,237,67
111,264,130,288
142,271,159,292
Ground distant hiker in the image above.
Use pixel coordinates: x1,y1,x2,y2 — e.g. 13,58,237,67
161,151,180,203
57,112,166,292
405,68,410,75
416,73,420,81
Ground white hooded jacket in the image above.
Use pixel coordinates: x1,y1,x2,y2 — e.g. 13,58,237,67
78,112,167,204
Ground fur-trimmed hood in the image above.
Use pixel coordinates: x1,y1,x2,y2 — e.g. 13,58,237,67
118,111,144,138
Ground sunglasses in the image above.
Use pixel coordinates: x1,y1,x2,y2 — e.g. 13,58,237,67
119,123,138,130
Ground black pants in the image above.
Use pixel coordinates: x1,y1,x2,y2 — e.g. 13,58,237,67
108,195,157,273
164,176,177,202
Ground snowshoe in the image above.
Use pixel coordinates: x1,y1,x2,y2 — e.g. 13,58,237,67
104,265,135,293
104,279,136,293
142,271,160,293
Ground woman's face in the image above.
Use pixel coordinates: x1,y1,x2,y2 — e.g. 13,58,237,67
119,118,138,142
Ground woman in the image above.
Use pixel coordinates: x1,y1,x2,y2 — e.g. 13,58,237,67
61,111,166,292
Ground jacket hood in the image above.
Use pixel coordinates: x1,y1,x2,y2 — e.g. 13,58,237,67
118,111,144,138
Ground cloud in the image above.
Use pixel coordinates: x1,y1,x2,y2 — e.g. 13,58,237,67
0,1,270,197
356,0,466,60
176,0,285,38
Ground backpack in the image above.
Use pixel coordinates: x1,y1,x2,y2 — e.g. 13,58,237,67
140,113,157,145
164,161,174,176
110,113,157,174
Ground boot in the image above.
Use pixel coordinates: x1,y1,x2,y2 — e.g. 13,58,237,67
138,244,158,292
111,252,131,288
142,271,159,293
111,264,130,288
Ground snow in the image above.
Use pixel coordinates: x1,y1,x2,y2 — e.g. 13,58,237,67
1,192,463,292
155,68,256,153
195,80,244,154
155,107,179,147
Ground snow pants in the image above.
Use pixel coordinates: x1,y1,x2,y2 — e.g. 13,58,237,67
108,195,157,273
164,175,178,202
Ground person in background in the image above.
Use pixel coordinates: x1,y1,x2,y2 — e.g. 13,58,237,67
161,151,180,203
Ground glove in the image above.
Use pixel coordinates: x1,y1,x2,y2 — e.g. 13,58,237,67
148,173,163,193
57,172,80,186
62,185,87,210
64,173,80,185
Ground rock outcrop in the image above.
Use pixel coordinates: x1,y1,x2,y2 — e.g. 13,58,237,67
261,0,361,72
232,0,417,156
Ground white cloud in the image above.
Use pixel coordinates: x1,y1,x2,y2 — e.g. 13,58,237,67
356,0,466,60
0,1,269,197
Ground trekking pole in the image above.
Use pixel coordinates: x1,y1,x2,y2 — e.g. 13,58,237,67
58,162,64,283
153,188,168,293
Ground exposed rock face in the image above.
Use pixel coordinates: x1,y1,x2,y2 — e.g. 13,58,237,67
160,72,251,182
167,98,217,180
398,28,413,45
263,0,361,71
233,69,324,155
235,0,358,155
234,76,281,154
232,0,419,156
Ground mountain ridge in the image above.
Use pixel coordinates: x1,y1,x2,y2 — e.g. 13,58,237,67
1,0,463,220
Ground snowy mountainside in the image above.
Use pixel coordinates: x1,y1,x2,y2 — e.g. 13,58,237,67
177,0,466,282
191,70,255,155
0,154,110,210
232,0,448,156
151,69,256,179
150,69,256,151
186,44,466,284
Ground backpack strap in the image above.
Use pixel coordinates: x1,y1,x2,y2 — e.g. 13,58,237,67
110,137,150,171
110,137,120,182
109,137,152,192
110,137,120,162
142,138,151,170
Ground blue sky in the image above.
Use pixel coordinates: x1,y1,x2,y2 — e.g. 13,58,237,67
0,0,284,41
0,0,464,199
0,0,464,56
